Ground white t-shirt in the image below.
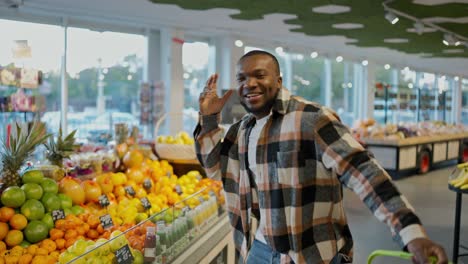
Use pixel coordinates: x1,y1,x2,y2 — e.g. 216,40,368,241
247,114,270,244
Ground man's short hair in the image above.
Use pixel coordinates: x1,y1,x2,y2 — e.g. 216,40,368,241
239,50,280,75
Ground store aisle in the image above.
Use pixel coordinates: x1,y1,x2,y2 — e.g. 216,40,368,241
344,166,468,264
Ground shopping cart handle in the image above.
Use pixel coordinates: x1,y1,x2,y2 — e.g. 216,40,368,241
367,249,450,264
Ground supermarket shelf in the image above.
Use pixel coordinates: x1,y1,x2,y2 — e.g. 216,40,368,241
170,214,234,264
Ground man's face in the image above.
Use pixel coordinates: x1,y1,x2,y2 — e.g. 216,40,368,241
236,54,282,118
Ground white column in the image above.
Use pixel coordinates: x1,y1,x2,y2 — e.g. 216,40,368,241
323,58,332,107
160,27,184,134
214,35,243,92
365,62,376,119
60,18,68,135
353,64,362,120
284,53,292,90
454,78,462,124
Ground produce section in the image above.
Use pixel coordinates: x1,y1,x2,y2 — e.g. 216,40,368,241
0,121,227,263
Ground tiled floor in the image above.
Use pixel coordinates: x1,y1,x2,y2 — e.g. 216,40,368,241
344,166,468,264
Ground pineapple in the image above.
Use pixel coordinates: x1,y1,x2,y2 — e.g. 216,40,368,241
0,122,50,187
43,124,79,167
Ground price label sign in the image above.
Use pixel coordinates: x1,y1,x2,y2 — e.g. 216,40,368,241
51,209,65,222
143,179,152,190
124,186,136,197
182,206,190,214
175,185,182,195
98,194,110,207
115,244,134,264
99,214,114,229
140,197,152,210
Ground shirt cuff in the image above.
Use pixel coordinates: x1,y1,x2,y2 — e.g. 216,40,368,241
199,112,221,132
400,224,427,247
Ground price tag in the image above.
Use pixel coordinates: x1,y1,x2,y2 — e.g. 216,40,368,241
182,206,190,214
51,209,65,222
115,244,134,264
98,194,110,207
140,197,152,210
143,179,152,190
175,185,182,195
99,214,114,229
124,186,136,196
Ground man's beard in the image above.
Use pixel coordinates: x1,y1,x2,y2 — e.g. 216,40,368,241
239,94,276,116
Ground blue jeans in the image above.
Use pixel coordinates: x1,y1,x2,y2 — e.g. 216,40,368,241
246,239,281,264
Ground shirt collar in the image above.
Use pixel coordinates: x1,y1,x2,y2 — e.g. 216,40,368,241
241,87,291,129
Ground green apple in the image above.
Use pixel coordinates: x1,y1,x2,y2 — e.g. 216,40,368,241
58,193,73,209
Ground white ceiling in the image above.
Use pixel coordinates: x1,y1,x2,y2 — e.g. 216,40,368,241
2,0,468,77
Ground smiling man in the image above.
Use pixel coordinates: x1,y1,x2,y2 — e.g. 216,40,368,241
194,50,447,264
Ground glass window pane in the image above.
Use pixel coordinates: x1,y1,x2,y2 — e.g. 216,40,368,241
0,19,62,140
461,79,468,125
290,52,324,104
182,40,214,133
67,28,145,142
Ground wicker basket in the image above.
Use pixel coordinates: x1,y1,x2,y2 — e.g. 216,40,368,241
154,112,197,161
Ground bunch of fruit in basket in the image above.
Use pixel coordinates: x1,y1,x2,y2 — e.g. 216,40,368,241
156,131,194,145
449,164,468,190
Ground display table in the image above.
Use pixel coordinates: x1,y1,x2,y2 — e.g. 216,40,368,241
362,133,468,178
170,215,234,264
448,185,468,264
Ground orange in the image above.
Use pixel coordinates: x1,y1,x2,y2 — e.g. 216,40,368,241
5,230,23,247
126,168,145,184
9,214,28,230
0,223,9,241
18,253,33,264
123,149,144,169
0,241,6,252
0,207,15,222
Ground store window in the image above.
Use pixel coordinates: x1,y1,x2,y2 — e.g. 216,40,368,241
395,67,418,123
331,61,356,126
374,64,396,124
182,40,215,132
0,19,62,140
290,52,324,104
418,72,438,122
67,27,145,142
461,79,468,125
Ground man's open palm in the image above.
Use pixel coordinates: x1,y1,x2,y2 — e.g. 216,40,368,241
199,73,233,115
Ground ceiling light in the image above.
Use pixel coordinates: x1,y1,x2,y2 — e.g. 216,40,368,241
385,11,399,25
384,64,391,70
455,76,459,81
404,66,410,71
296,54,304,60
361,60,368,66
408,83,414,89
310,51,318,58
336,56,343,63
455,41,461,46
235,40,244,47
413,21,424,35
275,46,284,54
443,33,456,46
347,82,353,88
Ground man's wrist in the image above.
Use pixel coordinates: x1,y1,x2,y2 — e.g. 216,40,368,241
400,224,428,249
199,112,221,131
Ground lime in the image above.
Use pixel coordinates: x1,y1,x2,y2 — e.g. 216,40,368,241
20,199,45,221
1,187,26,208
21,170,44,184
24,220,48,243
41,193,61,212
21,183,43,200
58,194,73,209
40,178,58,194
41,213,54,230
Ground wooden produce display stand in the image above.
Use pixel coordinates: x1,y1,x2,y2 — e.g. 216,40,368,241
362,133,468,178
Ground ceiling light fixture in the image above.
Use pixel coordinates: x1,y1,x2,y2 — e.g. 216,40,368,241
455,76,459,81
235,40,244,47
384,11,399,25
275,46,284,54
361,60,368,66
384,64,391,70
408,83,414,89
336,56,343,63
310,51,318,58
383,1,468,49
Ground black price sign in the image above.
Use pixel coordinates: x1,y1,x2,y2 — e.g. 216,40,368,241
52,209,65,222
143,179,152,190
140,197,152,210
175,185,182,195
115,244,134,264
99,214,114,229
124,186,136,196
98,194,110,207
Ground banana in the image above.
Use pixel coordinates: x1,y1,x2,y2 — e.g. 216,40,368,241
454,176,468,188
461,184,468,190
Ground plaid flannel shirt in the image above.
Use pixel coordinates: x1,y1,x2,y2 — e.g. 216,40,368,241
194,88,426,264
